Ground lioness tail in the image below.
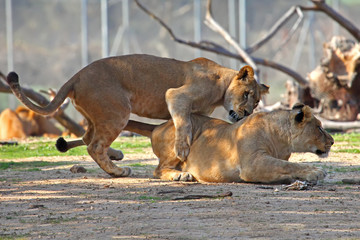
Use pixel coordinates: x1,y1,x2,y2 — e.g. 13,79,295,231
124,120,157,138
6,72,73,115
55,120,157,153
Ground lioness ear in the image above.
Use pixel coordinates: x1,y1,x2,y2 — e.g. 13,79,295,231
294,105,312,123
260,84,269,95
295,110,304,123
237,65,254,80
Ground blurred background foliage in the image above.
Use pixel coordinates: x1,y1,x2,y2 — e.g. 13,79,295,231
0,0,359,121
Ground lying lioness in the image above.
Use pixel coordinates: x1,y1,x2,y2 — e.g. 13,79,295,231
6,54,268,177
126,104,334,184
0,106,62,140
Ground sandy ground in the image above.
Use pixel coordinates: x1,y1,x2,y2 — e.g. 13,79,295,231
0,141,360,240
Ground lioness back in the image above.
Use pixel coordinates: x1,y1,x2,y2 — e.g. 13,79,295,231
73,54,230,119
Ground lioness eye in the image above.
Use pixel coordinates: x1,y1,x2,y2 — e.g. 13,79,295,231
318,126,323,133
244,91,249,99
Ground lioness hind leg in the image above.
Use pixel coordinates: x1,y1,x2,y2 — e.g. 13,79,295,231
88,137,131,177
87,122,130,177
107,148,124,161
82,120,123,160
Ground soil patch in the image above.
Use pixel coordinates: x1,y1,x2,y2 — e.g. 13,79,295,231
1,147,360,239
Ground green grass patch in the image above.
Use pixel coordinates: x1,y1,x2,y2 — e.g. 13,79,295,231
333,166,360,173
0,236,30,240
333,132,360,144
138,195,170,202
0,161,75,171
0,137,151,160
319,165,360,173
332,132,360,153
333,148,360,154
127,163,151,167
0,141,63,159
42,216,78,224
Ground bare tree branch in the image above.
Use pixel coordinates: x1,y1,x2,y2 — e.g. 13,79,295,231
134,0,309,87
0,71,85,137
311,0,360,41
318,116,360,131
134,0,205,50
245,1,360,52
252,58,308,86
204,0,258,75
246,5,306,54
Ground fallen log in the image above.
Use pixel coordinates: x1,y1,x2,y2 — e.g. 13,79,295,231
342,179,360,184
318,116,360,131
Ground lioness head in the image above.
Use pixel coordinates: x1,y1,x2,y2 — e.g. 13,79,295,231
290,103,334,157
224,66,269,123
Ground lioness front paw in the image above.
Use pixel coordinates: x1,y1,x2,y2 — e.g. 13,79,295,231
172,172,193,181
302,166,327,183
174,140,190,162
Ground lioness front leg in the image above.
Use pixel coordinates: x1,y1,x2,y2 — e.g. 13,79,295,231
165,88,194,161
154,166,194,181
241,156,326,184
174,123,192,161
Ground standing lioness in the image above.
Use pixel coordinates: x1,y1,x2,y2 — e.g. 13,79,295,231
6,54,268,177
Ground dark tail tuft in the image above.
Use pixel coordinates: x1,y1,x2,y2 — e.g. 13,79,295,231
6,72,19,87
56,137,69,152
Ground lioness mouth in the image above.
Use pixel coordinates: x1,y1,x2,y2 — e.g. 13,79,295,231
229,110,242,122
315,149,329,158
315,149,326,155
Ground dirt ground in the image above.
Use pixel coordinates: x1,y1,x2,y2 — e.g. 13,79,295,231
1,140,360,240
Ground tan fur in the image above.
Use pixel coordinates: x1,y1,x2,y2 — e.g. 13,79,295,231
6,54,268,177
151,104,334,183
0,106,62,140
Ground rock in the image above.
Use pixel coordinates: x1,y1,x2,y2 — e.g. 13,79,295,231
70,165,87,173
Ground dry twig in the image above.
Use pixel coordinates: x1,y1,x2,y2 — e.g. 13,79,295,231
342,179,360,184
172,191,233,200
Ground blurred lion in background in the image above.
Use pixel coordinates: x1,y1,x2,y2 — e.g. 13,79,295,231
0,106,62,140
